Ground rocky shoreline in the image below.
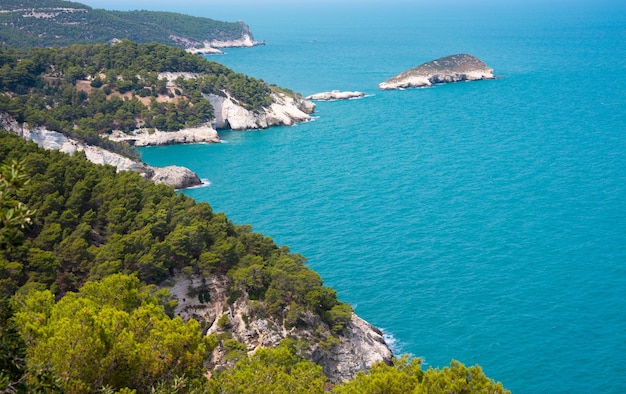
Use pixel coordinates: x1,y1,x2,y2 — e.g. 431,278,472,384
169,274,393,383
0,112,202,189
306,90,366,101
105,125,221,146
187,33,265,55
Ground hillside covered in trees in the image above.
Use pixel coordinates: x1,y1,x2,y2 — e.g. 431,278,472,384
0,132,510,393
0,0,256,50
0,41,284,157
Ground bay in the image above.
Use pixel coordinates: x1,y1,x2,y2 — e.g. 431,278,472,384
139,2,626,392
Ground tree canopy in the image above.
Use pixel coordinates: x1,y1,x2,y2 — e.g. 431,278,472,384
0,41,277,157
0,131,510,392
0,0,252,50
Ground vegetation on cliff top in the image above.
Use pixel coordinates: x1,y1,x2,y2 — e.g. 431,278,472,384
0,132,510,392
0,41,277,157
0,0,252,50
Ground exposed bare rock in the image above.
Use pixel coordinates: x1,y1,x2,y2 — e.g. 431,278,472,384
105,125,220,147
306,90,366,101
155,73,315,130
312,314,393,382
379,53,495,90
1,113,201,189
168,274,393,383
207,92,315,130
151,166,202,189
209,33,261,48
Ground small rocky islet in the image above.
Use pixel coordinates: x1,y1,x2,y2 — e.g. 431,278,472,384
378,53,495,90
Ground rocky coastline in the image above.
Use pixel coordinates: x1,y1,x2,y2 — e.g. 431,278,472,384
208,92,315,130
105,125,221,147
379,53,495,90
187,33,264,55
1,112,202,189
168,274,394,383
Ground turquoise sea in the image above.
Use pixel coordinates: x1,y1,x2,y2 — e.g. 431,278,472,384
135,2,626,392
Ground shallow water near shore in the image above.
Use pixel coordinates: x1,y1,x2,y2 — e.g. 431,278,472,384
139,2,626,393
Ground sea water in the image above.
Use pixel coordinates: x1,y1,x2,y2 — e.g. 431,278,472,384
137,2,626,392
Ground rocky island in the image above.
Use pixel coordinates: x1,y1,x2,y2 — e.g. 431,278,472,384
306,90,366,101
378,54,495,90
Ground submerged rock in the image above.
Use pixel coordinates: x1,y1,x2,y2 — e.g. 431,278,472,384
379,53,495,90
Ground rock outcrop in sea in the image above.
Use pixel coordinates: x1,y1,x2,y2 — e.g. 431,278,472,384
168,274,394,383
306,90,366,101
378,54,495,90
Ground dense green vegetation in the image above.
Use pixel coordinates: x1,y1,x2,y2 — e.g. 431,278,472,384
0,41,273,156
0,132,509,392
0,0,251,50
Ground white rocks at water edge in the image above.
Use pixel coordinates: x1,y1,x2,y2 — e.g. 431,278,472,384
379,53,495,90
105,125,220,146
207,92,315,130
306,90,366,101
1,112,202,189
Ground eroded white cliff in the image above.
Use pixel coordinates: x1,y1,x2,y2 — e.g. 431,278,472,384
207,92,314,130
105,125,220,147
1,113,202,189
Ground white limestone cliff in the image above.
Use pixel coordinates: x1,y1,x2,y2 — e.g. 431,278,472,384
207,92,315,130
105,125,220,146
1,113,202,189
156,72,315,131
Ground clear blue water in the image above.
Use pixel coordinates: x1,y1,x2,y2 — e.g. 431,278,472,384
138,2,626,392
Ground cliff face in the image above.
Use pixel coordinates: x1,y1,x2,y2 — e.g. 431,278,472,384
207,92,315,130
169,274,393,383
379,54,495,90
1,113,202,189
156,72,315,131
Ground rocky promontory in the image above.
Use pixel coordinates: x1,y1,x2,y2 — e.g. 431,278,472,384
378,54,495,90
306,90,366,101
208,92,315,130
168,274,393,383
1,112,203,189
157,72,316,130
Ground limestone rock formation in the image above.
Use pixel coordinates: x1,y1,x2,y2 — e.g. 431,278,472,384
105,125,220,146
1,113,202,189
151,166,202,189
156,72,315,130
306,90,366,101
379,54,495,90
207,92,315,130
169,274,393,383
